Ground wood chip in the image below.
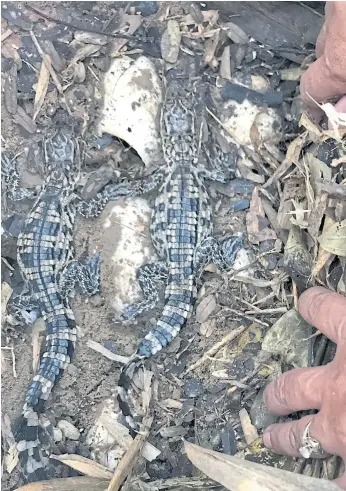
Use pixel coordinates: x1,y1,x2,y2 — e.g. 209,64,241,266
239,408,258,445
4,64,17,115
33,60,50,121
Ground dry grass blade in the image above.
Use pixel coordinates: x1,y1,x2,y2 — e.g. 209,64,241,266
33,60,50,121
99,414,160,461
14,476,110,491
184,441,339,491
107,415,153,491
50,454,113,479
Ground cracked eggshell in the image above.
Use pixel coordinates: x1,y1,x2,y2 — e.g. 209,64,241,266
218,97,283,149
97,56,162,167
96,198,156,314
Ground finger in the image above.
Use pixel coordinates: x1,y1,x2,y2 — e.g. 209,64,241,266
263,366,327,415
300,55,346,118
334,473,346,491
298,287,346,344
315,22,326,58
263,415,315,457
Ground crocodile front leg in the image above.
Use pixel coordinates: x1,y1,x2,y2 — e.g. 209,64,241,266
123,261,168,319
58,253,101,298
194,235,242,277
7,291,40,327
76,168,165,218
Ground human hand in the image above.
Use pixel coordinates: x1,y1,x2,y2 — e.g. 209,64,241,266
300,2,346,121
263,287,346,489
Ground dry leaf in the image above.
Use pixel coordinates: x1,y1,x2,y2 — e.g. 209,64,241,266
196,295,217,323
203,29,220,66
246,187,277,245
1,282,13,321
14,476,110,491
182,10,219,26
286,131,308,164
161,19,181,64
70,44,101,65
299,111,322,142
50,454,113,479
306,153,332,192
185,441,337,491
200,318,215,337
33,60,50,121
280,67,305,80
313,247,334,277
318,219,346,257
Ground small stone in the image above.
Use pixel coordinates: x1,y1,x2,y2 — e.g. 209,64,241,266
57,420,80,440
262,309,311,368
53,427,63,442
183,378,204,398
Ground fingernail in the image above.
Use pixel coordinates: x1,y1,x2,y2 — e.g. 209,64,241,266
263,428,273,449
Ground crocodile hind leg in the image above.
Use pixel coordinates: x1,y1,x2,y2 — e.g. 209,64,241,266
58,253,101,298
122,261,168,319
194,235,242,277
1,153,40,201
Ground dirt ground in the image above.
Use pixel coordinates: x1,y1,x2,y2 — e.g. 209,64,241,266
1,2,345,490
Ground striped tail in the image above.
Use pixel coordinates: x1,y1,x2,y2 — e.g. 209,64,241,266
117,282,195,431
14,306,77,482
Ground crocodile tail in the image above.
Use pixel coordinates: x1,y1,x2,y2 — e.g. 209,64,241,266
117,284,195,432
15,308,77,481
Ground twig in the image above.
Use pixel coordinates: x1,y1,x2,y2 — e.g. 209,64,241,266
26,4,137,41
185,324,247,375
223,308,269,327
107,415,153,491
244,307,287,315
1,28,13,41
30,30,72,115
87,340,129,364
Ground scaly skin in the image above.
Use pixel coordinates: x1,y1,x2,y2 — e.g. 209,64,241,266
115,84,242,431
5,129,104,482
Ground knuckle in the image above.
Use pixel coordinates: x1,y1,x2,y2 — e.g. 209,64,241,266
274,375,292,409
